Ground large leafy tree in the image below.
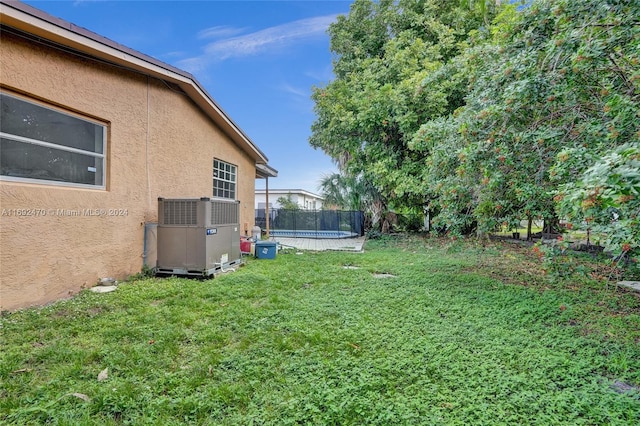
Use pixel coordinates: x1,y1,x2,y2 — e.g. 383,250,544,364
412,0,639,248
310,0,492,213
311,0,638,265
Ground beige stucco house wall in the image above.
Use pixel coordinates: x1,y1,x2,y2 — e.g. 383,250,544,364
0,1,277,311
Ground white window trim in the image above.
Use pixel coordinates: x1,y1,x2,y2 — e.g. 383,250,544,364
213,158,237,200
0,93,107,190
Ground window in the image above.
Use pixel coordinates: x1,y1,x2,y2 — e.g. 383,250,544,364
213,158,236,200
0,93,106,188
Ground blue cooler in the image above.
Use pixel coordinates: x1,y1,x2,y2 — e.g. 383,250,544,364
255,241,277,259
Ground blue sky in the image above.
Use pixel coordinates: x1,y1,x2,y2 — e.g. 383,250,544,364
23,0,353,193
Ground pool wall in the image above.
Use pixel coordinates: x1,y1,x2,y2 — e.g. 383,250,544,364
269,230,358,239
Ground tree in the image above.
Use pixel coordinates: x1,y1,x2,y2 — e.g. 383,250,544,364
460,0,503,23
318,172,387,231
412,0,639,246
311,0,639,264
310,0,493,214
276,194,300,210
555,144,640,271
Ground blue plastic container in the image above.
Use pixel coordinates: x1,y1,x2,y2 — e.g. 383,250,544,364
255,241,277,259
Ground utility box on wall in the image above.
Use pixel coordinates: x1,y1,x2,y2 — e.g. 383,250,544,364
156,197,241,276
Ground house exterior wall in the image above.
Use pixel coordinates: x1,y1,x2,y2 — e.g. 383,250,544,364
0,31,256,310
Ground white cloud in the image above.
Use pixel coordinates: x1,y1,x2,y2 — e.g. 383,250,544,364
204,15,336,58
161,51,188,58
305,65,335,84
178,14,338,72
197,25,246,40
279,83,309,99
176,57,208,73
278,82,315,113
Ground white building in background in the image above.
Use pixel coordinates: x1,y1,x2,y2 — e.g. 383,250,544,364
255,189,324,211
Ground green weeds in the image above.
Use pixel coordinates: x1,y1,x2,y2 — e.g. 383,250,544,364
1,235,639,424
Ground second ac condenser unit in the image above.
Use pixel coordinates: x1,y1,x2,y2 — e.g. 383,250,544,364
156,197,241,276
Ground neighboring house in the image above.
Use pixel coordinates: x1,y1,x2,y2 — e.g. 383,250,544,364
255,189,324,211
0,1,277,311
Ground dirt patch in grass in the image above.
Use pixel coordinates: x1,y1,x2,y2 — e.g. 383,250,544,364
610,380,640,394
372,273,397,279
460,243,547,288
87,306,105,316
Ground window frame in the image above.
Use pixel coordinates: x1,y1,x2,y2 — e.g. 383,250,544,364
213,158,237,200
0,92,107,190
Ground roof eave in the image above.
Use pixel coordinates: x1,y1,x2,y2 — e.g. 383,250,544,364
255,163,279,179
0,0,270,165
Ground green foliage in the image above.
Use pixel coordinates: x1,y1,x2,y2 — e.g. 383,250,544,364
532,238,590,280
310,0,492,211
276,194,300,210
554,144,640,277
396,209,425,232
412,0,639,248
318,172,387,231
2,237,640,424
127,264,156,281
311,0,639,256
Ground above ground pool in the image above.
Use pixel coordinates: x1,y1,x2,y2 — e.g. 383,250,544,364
269,230,358,239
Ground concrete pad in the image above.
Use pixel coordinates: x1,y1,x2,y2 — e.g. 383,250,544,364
617,281,640,292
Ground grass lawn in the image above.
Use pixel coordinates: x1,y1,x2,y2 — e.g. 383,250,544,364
1,235,639,424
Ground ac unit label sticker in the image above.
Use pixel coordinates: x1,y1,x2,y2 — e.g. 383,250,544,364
206,228,217,235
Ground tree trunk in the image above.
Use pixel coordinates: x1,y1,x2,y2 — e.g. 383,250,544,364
542,217,561,239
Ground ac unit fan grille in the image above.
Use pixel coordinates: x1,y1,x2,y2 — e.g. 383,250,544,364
163,200,197,225
211,201,238,225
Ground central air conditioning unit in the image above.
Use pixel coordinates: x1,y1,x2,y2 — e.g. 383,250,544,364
156,197,241,276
